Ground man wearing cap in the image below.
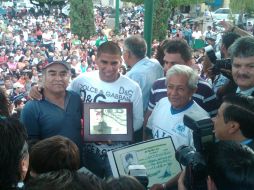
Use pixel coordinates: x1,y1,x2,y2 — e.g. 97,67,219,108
9,82,25,103
28,42,143,178
21,61,83,151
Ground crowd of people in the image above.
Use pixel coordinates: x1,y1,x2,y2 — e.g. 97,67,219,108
1,3,254,190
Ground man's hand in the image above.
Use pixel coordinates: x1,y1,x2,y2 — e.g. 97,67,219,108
220,68,233,80
29,85,43,100
178,169,187,190
143,127,153,141
207,66,216,80
219,20,233,31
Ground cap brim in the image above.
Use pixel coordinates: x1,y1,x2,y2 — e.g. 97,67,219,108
43,61,70,70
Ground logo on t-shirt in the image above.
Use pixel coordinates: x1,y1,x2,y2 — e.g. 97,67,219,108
80,84,133,103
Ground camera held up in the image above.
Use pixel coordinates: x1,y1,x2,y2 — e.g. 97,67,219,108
175,114,215,190
204,45,232,77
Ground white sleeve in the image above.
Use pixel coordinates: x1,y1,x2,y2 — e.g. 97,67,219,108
146,100,161,130
67,75,83,95
131,84,144,131
146,109,154,130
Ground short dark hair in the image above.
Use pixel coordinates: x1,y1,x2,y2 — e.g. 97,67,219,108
26,169,104,190
222,32,240,50
25,71,33,79
0,117,28,189
223,94,254,139
97,41,122,58
165,39,192,62
124,35,147,59
207,141,254,190
106,176,145,190
30,135,80,174
155,39,171,66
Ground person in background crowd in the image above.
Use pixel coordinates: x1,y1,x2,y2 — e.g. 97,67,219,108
123,35,163,111
9,82,25,103
95,32,107,47
183,24,192,46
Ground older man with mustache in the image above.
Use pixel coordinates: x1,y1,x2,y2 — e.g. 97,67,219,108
229,36,254,96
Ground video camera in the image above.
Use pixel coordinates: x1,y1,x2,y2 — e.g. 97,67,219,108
204,45,232,77
175,114,215,190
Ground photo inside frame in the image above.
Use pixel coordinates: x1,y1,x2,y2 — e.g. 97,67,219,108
89,108,128,135
83,102,133,142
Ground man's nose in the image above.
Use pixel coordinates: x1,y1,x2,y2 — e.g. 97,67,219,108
170,88,178,95
238,66,248,73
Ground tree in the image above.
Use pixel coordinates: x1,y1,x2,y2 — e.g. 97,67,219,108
69,0,95,39
230,0,254,13
153,0,169,41
122,0,205,41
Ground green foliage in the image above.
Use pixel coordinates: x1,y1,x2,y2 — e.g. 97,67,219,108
122,0,204,7
152,0,169,41
230,0,254,13
122,0,205,41
69,0,95,39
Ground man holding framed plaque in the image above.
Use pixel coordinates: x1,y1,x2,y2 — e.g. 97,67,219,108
69,41,143,178
27,42,143,178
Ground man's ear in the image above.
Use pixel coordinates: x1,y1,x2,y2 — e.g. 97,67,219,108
228,121,240,134
207,175,217,190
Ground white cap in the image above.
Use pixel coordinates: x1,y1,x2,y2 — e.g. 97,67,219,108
13,82,24,89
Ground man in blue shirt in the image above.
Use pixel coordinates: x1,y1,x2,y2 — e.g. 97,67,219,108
21,61,82,150
124,35,164,112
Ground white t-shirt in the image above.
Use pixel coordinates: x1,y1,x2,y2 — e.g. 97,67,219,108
69,70,144,131
147,97,210,149
192,31,202,40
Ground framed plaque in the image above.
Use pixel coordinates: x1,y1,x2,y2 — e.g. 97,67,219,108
107,137,182,188
83,102,133,142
